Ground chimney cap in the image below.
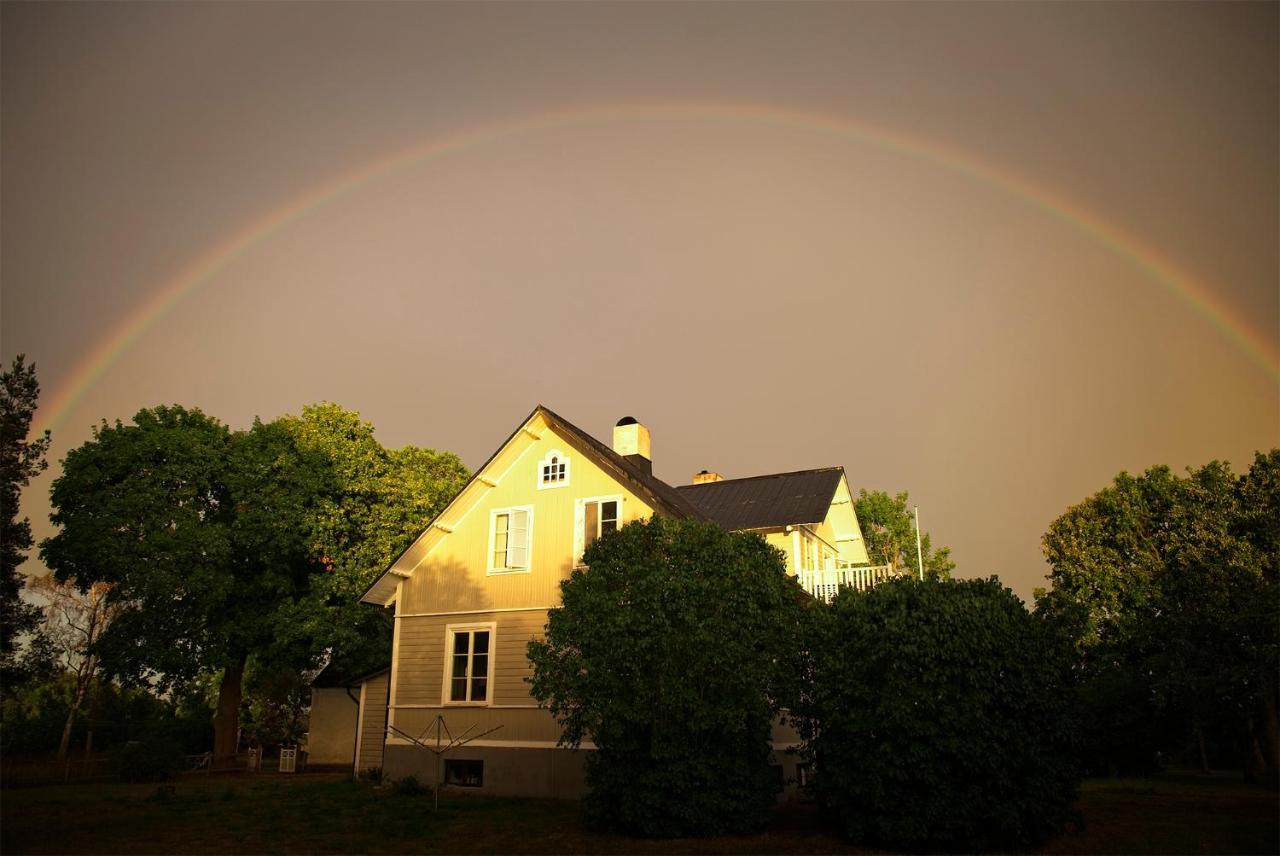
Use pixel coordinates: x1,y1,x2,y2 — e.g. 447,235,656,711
615,416,638,426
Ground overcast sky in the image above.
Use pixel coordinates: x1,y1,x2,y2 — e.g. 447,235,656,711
3,2,1276,600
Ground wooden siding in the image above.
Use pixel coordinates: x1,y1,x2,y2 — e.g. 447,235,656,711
394,610,547,709
356,672,389,773
399,423,654,615
391,706,563,745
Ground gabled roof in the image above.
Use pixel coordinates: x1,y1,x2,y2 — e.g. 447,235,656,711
536,405,711,522
676,467,845,530
359,405,710,605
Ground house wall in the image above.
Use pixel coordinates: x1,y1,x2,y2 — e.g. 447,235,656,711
398,424,654,616
354,671,390,774
306,687,358,766
389,423,658,757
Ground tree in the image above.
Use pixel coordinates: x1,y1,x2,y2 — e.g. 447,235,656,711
41,407,329,763
1,354,52,685
796,577,1080,850
1035,454,1279,782
528,517,806,837
274,403,469,677
41,402,468,764
854,489,954,579
26,574,121,759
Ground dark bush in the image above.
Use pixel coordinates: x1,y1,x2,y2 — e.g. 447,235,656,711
116,736,186,782
528,517,806,837
394,774,424,796
797,577,1080,851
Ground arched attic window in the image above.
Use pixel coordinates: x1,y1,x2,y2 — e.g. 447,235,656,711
537,449,570,489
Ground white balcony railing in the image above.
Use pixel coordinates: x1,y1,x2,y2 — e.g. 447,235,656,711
797,564,903,602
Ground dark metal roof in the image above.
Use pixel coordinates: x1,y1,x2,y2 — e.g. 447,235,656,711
676,467,844,531
311,662,391,688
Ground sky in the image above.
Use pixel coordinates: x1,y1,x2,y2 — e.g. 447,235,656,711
3,2,1277,602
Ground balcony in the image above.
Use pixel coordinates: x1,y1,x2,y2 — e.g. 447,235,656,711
796,564,905,602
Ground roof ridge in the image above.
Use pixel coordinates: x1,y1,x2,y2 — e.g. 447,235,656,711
676,466,844,489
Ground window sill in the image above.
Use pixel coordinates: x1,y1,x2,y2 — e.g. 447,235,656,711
486,567,532,576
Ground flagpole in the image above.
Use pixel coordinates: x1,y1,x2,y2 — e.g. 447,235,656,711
914,505,924,581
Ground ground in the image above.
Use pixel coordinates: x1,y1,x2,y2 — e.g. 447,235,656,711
1,772,1275,854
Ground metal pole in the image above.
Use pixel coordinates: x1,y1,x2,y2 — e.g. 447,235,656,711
914,505,925,581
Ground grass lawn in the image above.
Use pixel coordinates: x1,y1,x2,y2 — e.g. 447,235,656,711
1,772,1276,854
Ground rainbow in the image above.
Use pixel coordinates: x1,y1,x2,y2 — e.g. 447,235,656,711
33,100,1280,437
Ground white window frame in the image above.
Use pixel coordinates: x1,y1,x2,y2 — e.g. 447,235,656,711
442,622,497,707
488,505,534,575
536,449,570,490
574,494,624,568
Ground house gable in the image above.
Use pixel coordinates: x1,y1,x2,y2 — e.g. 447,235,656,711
363,406,682,614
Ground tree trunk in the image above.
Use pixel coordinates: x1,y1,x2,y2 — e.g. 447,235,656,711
212,655,247,767
1258,675,1280,789
56,658,96,761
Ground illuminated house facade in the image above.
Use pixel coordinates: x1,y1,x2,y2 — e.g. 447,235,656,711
312,405,898,796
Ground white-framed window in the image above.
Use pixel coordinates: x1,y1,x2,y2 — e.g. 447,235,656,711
537,449,570,490
488,506,533,574
443,623,496,705
574,495,622,566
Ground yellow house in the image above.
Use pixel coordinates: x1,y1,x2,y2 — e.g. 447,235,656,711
318,405,896,795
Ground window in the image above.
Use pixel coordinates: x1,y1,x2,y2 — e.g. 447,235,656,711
444,624,494,704
444,759,484,787
575,496,621,565
489,506,532,573
537,450,570,489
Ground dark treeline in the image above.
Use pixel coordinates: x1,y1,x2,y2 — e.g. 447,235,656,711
1035,452,1279,784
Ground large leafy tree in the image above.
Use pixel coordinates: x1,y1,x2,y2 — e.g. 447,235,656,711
274,403,469,676
1036,454,1279,782
41,402,468,762
1,355,52,684
796,577,1080,850
41,408,330,762
528,517,806,837
854,489,954,579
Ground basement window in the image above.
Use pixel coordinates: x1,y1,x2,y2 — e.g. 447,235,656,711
444,759,484,788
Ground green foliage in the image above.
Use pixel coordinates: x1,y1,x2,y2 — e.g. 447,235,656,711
0,355,52,685
854,489,954,579
116,736,185,783
40,401,468,755
393,774,425,796
275,404,469,676
0,671,214,756
240,663,310,748
797,577,1080,850
528,517,806,837
1036,453,1280,780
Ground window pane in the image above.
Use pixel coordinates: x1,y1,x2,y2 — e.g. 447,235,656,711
452,653,469,680
473,631,490,655
471,653,488,677
510,509,529,567
471,677,487,702
601,501,618,534
450,677,468,702
453,633,470,656
585,502,598,543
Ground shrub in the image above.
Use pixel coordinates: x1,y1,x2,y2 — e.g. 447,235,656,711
528,517,806,837
116,736,186,783
394,775,424,796
797,577,1080,851
359,766,383,784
